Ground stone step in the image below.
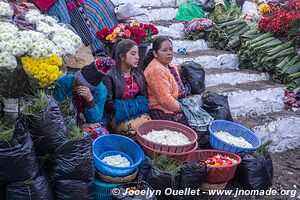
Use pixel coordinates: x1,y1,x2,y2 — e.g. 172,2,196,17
207,81,286,118
111,0,178,7
205,68,270,87
140,7,178,21
156,23,185,39
173,49,239,70
236,110,300,153
172,40,209,53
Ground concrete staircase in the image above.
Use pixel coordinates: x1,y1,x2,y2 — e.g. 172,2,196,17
112,0,300,152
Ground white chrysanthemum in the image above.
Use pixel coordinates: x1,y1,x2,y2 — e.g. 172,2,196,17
28,39,57,58
0,2,13,19
18,31,46,43
0,51,17,70
36,21,53,34
0,32,15,41
3,39,30,57
43,16,58,24
0,22,18,34
25,10,42,23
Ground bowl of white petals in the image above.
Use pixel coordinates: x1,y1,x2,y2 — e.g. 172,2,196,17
93,135,144,177
136,120,198,154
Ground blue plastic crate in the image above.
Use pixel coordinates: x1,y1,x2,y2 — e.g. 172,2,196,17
93,179,119,195
209,120,261,154
94,193,113,200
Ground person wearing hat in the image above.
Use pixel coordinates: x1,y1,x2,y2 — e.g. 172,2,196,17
53,57,115,137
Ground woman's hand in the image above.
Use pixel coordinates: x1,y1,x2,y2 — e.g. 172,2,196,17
82,123,101,129
76,86,94,102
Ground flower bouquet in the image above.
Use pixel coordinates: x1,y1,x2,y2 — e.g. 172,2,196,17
0,2,82,111
96,22,159,56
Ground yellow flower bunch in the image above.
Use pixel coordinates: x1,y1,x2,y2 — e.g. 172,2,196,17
106,33,117,43
21,54,63,87
258,3,272,16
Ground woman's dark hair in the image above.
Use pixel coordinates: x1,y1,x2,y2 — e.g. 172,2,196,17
143,36,172,70
111,39,137,68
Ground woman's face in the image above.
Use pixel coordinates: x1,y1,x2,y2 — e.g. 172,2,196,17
154,40,173,66
122,45,139,68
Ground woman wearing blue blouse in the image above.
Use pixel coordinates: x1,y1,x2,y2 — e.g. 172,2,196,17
53,58,115,138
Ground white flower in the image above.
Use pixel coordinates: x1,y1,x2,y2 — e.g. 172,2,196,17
0,2,13,19
2,35,32,57
28,39,57,58
101,154,131,167
0,32,15,41
0,51,17,70
43,16,58,24
0,22,18,34
17,31,45,43
36,21,53,34
143,129,191,146
214,131,253,148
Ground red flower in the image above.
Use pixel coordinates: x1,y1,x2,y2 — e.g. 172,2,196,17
258,8,300,34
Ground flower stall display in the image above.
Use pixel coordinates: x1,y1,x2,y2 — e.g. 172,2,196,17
0,6,82,95
214,131,253,148
142,129,191,146
204,154,238,167
101,154,131,167
0,10,82,63
96,22,159,45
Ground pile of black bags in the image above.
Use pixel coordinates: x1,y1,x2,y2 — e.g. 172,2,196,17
0,96,94,200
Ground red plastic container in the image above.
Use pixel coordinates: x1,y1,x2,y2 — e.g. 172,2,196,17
136,120,198,153
185,150,241,183
137,137,198,162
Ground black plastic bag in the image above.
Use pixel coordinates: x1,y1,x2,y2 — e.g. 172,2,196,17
0,185,5,200
181,77,192,96
180,61,205,95
51,133,94,181
112,181,156,200
202,92,233,121
177,163,207,200
54,179,93,200
202,0,216,11
0,122,39,184
234,151,273,190
6,173,54,200
139,157,207,200
139,157,179,200
23,96,67,155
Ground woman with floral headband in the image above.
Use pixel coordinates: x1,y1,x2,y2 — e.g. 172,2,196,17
53,57,115,139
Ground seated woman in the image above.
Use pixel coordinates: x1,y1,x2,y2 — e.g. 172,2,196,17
102,39,150,139
53,57,115,139
144,36,210,140
143,36,187,123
